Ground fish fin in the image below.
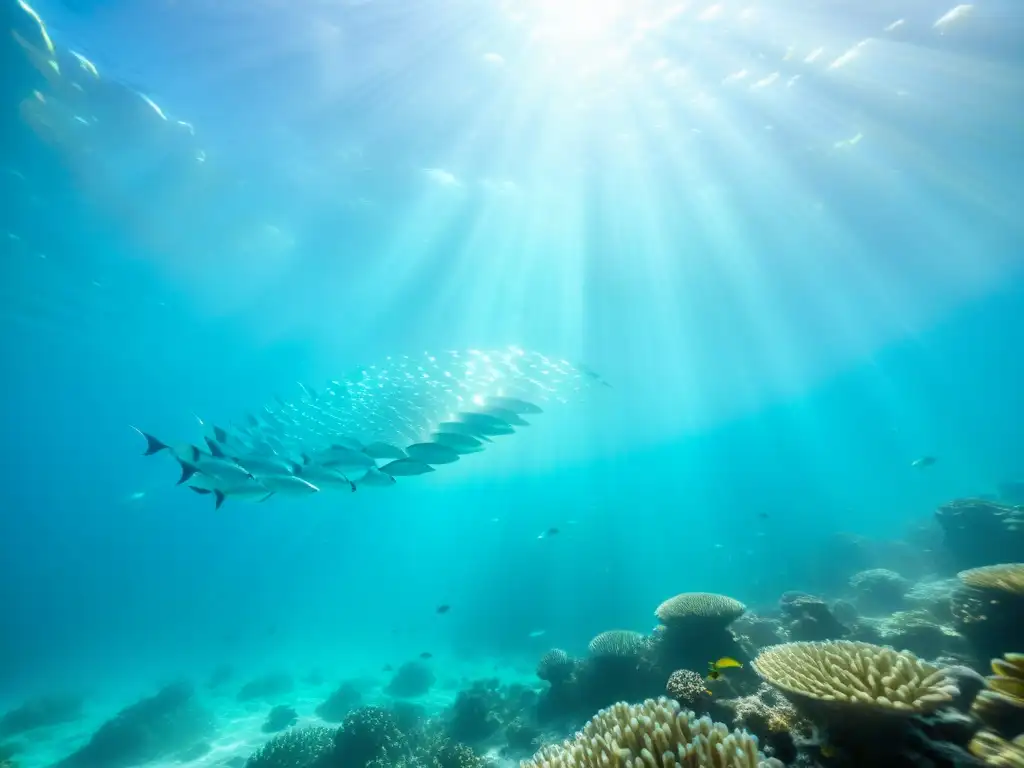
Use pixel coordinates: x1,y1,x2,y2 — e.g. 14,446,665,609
177,461,199,485
301,453,312,465
287,460,302,475
187,444,202,462
349,480,357,492
214,490,225,509
205,437,226,458
132,427,168,456
189,487,211,495
212,425,228,443
259,492,275,503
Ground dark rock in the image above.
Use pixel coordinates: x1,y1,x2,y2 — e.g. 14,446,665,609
935,498,1024,570
385,662,435,699
261,705,298,734
52,682,212,768
315,682,362,722
237,674,294,703
0,696,83,738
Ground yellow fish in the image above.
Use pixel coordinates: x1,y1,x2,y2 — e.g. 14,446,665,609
706,657,743,682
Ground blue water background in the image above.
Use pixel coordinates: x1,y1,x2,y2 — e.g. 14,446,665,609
0,0,1022,710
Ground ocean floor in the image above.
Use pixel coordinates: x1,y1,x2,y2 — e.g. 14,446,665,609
5,655,539,768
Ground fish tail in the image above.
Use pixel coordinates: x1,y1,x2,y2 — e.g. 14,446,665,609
177,460,199,485
132,426,169,456
214,490,226,509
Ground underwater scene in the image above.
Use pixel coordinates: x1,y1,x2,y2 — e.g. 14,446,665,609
1,0,1023,766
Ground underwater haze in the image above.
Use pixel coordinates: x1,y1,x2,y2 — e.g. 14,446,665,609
1,0,1023,766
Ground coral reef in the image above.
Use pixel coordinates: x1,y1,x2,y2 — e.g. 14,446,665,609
536,650,575,685
238,673,295,703
752,640,968,763
936,499,1024,571
717,683,806,765
578,630,654,707
0,696,83,738
245,726,335,768
906,578,960,624
852,609,969,661
316,681,363,722
521,696,782,768
970,653,1024,743
953,565,1024,665
848,568,910,615
778,592,848,642
731,614,787,656
651,593,751,687
262,705,299,734
53,682,213,768
665,669,711,710
333,707,408,768
386,662,436,699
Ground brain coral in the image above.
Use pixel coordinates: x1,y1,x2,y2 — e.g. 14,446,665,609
587,631,648,658
520,697,782,768
655,594,746,628
751,641,958,715
537,649,575,684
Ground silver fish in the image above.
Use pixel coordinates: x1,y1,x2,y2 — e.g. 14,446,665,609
357,467,397,487
362,441,407,460
457,412,515,436
380,458,435,476
485,396,543,415
481,407,530,427
436,422,493,442
431,431,485,454
405,442,461,465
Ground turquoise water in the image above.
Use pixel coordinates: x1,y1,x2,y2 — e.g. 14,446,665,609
1,0,1022,766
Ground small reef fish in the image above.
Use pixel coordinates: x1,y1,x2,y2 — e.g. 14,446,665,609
436,605,451,614
912,456,937,468
537,527,560,540
419,652,433,660
706,657,743,681
133,349,607,507
528,630,547,638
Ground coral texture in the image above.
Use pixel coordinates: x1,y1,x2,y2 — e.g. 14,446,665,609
751,641,958,714
520,697,781,768
655,594,747,627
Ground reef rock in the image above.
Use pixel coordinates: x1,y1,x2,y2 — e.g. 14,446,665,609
935,498,1024,570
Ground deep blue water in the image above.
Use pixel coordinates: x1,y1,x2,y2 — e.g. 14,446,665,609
1,0,1023,757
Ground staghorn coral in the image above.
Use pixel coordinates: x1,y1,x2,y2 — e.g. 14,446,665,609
333,706,409,768
969,730,1024,766
655,594,747,628
718,683,806,765
520,697,782,768
245,726,335,768
587,630,648,658
666,670,709,709
537,650,575,685
752,640,958,715
971,653,1024,740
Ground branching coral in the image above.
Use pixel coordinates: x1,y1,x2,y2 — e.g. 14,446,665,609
245,727,335,768
666,670,709,709
751,641,958,716
520,697,782,768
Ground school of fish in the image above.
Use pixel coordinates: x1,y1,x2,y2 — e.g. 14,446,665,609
133,347,608,508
